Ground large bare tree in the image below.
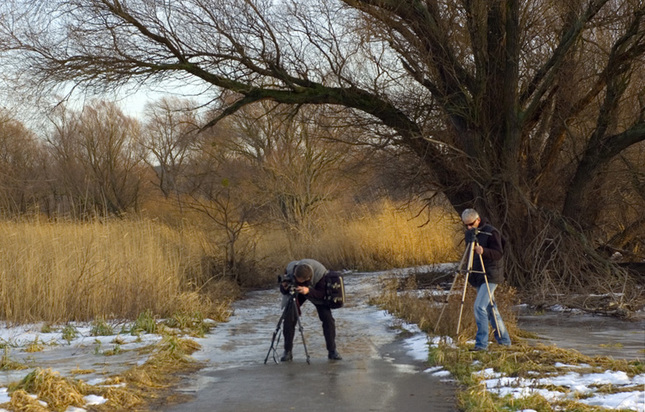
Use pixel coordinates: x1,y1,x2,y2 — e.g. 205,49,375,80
2,0,645,301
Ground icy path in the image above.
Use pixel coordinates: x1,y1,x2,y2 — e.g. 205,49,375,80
162,270,458,412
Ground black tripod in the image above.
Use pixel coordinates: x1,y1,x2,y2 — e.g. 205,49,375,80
264,289,310,364
434,231,500,335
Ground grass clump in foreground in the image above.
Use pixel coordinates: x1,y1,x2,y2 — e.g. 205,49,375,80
91,335,204,411
430,342,644,412
1,312,209,412
8,368,87,411
375,277,645,412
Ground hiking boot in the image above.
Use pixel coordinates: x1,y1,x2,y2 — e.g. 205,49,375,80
328,350,342,360
280,350,293,362
469,346,486,352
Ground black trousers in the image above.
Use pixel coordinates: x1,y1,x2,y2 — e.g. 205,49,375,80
283,294,336,352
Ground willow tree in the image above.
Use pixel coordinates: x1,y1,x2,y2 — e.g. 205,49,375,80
2,0,644,302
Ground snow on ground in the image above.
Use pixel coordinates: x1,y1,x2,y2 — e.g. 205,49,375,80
380,300,645,411
0,320,162,412
469,365,645,411
397,320,645,411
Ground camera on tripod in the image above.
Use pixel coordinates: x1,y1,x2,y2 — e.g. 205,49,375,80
468,227,491,236
278,273,297,294
466,227,491,243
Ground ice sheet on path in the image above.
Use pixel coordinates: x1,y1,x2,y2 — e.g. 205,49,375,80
189,270,427,370
187,267,644,411
518,305,645,361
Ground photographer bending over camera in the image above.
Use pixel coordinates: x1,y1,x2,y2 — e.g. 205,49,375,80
279,259,342,361
461,208,512,351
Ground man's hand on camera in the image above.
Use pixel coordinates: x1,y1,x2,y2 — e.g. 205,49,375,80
295,286,309,295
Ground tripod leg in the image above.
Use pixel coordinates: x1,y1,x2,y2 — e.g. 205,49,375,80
478,254,501,335
294,310,311,364
264,298,289,364
456,242,475,335
434,246,469,334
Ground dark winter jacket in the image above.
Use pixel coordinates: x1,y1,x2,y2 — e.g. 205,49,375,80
280,259,328,306
465,220,505,287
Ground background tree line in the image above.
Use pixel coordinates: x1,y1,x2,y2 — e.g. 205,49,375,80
0,100,369,218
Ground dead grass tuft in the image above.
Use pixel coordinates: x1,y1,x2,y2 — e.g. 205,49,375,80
69,368,95,375
10,368,86,411
152,336,202,364
93,386,145,411
24,343,45,353
7,389,49,412
121,368,167,390
0,347,28,370
90,336,204,411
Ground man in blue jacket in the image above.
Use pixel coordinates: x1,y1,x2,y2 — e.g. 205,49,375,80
279,259,342,361
461,208,512,351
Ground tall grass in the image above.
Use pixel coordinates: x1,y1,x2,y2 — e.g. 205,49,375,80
0,200,462,323
0,219,237,323
257,199,462,272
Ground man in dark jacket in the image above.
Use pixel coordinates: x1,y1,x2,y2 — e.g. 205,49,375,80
279,259,342,361
461,208,512,351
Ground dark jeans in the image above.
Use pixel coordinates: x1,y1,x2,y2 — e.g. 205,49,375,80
283,294,336,352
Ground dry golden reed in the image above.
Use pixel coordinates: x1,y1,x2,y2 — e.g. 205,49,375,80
0,220,220,323
257,199,462,272
0,200,461,323
9,368,86,412
5,389,50,412
90,336,203,411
